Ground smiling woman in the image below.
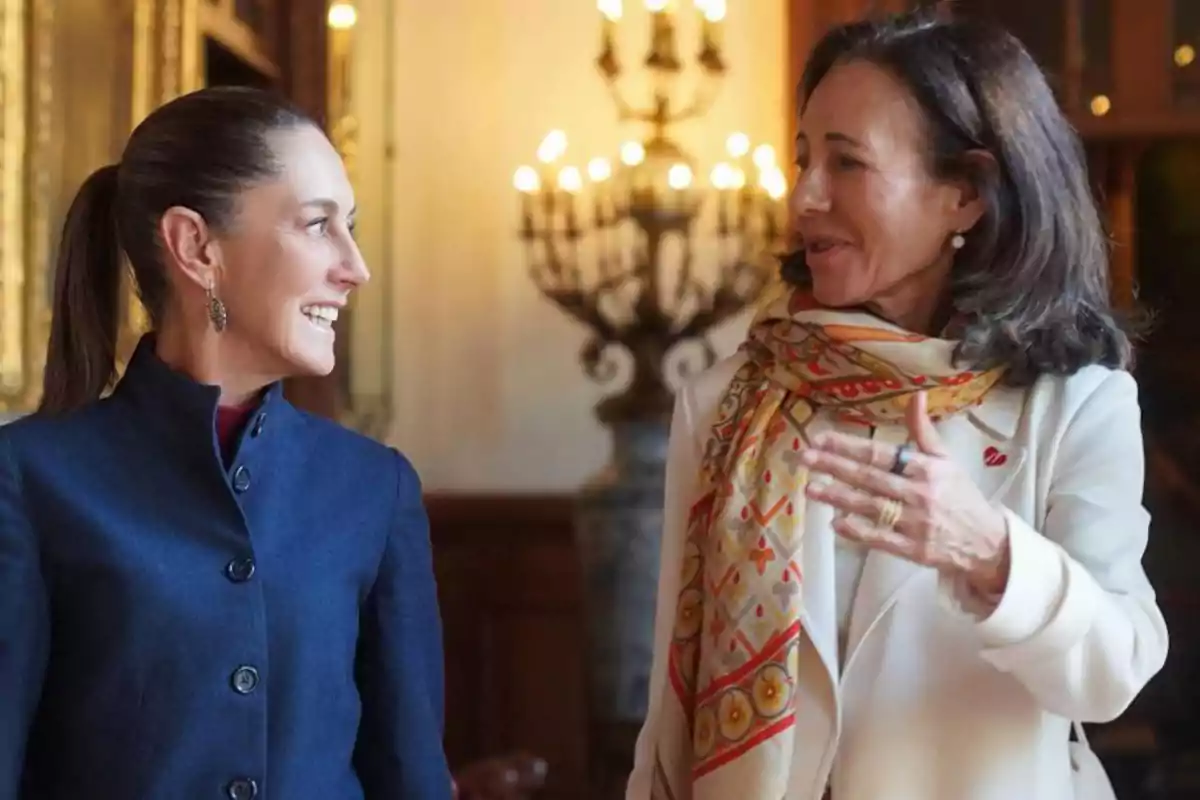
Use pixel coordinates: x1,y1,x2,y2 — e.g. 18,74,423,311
782,12,1132,386
627,9,1167,800
0,86,452,800
40,94,368,411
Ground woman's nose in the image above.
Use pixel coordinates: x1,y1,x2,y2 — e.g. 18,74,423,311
336,242,371,289
789,167,830,217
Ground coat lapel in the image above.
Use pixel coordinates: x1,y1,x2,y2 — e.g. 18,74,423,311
800,415,842,688
841,384,1029,674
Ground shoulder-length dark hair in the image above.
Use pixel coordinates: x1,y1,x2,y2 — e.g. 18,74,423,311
39,86,313,414
783,8,1133,385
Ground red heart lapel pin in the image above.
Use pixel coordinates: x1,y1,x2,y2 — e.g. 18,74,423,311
983,445,1008,467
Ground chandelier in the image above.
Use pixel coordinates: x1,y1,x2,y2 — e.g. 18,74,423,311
513,0,787,425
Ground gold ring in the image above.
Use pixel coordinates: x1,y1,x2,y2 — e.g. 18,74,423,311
876,499,903,530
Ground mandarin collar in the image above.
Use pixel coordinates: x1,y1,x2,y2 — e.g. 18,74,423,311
113,335,288,466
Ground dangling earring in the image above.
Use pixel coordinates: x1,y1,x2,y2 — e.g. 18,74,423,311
951,233,966,250
206,279,228,332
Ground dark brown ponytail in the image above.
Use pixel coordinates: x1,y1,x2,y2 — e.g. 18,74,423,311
39,163,123,414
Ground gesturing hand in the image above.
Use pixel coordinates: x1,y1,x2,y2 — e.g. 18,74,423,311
800,392,1011,598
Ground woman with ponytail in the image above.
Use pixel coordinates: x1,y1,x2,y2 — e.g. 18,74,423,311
0,87,452,799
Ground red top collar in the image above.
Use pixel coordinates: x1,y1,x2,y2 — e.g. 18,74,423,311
215,398,259,457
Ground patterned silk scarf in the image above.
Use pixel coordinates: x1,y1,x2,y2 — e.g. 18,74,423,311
650,288,1005,800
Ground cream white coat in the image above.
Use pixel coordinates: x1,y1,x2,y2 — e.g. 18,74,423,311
626,354,1169,800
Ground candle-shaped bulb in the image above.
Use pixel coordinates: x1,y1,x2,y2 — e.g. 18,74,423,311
537,130,568,163
327,2,357,29
710,162,735,190
752,144,776,171
726,132,750,158
558,166,583,193
587,157,612,182
667,163,693,190
620,141,645,166
513,166,541,193
697,0,725,21
729,166,746,190
598,0,622,21
760,166,787,200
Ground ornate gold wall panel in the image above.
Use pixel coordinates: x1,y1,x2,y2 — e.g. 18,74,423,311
0,0,28,406
132,0,202,120
122,0,203,346
0,0,56,416
0,0,207,417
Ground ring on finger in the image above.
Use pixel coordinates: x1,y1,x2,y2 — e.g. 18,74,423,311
876,498,903,530
890,442,914,476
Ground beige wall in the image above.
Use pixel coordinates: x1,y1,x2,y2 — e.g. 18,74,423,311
348,0,787,492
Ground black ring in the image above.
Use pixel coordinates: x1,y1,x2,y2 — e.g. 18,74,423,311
890,442,914,476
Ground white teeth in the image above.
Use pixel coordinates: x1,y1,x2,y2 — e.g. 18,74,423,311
302,306,339,326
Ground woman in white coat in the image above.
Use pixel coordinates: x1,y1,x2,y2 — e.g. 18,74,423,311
626,9,1168,800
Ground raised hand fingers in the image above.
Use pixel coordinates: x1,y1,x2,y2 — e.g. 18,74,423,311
804,478,900,521
800,445,925,503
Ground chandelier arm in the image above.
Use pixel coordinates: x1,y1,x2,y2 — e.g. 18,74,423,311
663,334,718,384
672,272,766,341
674,244,694,300
525,228,562,291
594,268,639,318
671,299,734,342
667,74,723,126
579,332,625,385
528,259,561,294
542,283,623,345
667,275,709,329
529,224,581,294
603,81,656,126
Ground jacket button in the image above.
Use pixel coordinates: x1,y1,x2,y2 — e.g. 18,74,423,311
226,778,258,800
230,665,259,695
224,557,255,583
231,465,251,493
250,413,266,437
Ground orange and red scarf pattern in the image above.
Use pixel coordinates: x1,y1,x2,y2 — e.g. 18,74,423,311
650,289,1004,799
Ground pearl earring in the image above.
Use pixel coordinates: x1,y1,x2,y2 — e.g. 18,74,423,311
951,233,966,250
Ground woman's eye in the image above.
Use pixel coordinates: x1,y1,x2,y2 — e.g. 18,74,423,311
306,217,330,235
834,155,863,170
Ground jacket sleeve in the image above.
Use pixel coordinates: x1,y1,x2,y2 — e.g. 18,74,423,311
0,431,50,797
353,450,453,800
626,388,703,799
969,370,1169,722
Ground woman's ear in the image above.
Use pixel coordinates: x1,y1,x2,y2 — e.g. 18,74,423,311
946,149,997,233
158,206,222,290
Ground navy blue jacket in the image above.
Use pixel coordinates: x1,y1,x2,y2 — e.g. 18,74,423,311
0,339,453,800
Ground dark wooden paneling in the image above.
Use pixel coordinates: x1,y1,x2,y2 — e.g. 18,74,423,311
427,494,588,799
277,0,327,126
